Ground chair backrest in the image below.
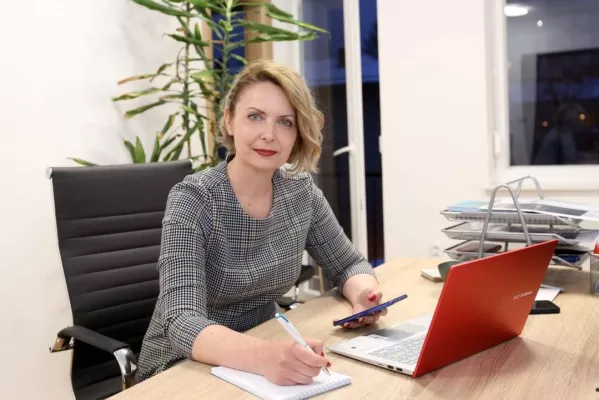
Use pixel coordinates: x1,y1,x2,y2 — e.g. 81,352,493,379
49,160,193,393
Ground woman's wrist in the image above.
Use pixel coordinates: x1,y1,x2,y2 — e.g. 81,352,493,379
252,339,273,375
342,274,379,305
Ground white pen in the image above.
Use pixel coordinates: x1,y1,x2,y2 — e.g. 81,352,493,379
275,313,330,375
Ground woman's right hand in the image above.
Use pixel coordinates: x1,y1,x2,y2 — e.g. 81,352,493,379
260,338,331,385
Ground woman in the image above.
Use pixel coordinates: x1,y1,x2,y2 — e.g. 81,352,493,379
138,60,385,386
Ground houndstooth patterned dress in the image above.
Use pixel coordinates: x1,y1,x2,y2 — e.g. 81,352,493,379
137,157,375,381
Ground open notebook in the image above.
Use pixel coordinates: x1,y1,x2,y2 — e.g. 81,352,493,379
211,366,351,400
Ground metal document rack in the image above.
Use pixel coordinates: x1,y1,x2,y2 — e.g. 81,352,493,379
440,176,590,269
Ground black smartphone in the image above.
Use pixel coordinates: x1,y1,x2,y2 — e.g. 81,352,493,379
333,294,408,326
530,300,560,315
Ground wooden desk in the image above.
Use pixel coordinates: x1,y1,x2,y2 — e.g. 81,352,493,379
111,259,599,400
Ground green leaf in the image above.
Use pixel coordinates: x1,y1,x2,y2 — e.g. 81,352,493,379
237,2,292,18
202,17,224,39
240,21,318,42
187,0,223,12
117,74,157,85
248,31,316,43
231,53,248,66
162,119,201,161
197,118,207,157
191,70,215,83
177,15,192,34
68,157,97,167
160,94,187,100
263,3,294,19
162,78,181,91
124,140,136,161
150,135,161,162
237,2,328,35
160,135,178,150
219,18,233,33
156,62,173,74
124,100,166,119
134,137,147,163
181,105,201,116
131,0,197,17
266,13,329,35
194,22,203,42
112,88,162,101
238,20,291,36
160,113,178,137
168,34,210,47
163,141,184,161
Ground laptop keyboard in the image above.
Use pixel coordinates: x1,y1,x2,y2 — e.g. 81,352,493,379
367,335,425,365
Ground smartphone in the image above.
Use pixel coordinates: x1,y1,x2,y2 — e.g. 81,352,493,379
333,294,408,326
530,300,560,315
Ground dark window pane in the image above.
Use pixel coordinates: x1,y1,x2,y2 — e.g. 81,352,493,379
506,0,599,165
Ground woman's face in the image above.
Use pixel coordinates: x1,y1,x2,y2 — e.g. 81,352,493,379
226,81,298,173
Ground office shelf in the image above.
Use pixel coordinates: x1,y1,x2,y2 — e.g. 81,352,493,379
440,176,593,270
444,240,589,269
440,210,582,227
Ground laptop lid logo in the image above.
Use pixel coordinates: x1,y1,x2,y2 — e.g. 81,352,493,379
513,290,533,300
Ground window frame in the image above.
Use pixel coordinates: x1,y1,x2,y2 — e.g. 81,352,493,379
488,0,599,191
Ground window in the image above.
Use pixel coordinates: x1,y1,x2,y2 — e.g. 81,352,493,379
490,0,599,188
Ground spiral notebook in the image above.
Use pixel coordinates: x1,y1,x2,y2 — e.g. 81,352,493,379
211,366,352,400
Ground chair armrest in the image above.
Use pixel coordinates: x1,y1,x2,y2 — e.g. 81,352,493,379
50,325,138,390
51,325,128,353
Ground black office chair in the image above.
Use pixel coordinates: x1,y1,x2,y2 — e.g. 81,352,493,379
47,160,193,400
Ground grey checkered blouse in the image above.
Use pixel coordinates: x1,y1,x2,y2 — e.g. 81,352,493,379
137,158,375,381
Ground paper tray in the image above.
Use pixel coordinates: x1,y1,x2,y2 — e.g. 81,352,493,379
441,221,599,246
444,240,589,269
441,210,581,227
443,240,505,261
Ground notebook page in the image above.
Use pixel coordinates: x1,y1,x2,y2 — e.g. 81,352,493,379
211,366,351,400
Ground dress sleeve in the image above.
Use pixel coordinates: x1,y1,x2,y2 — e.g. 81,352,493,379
305,179,376,290
158,179,219,358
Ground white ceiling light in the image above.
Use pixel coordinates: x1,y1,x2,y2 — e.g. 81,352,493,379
504,4,529,17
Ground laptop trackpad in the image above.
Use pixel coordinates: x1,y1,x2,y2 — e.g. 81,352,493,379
369,323,428,341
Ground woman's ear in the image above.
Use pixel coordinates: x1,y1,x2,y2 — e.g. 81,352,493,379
224,108,233,137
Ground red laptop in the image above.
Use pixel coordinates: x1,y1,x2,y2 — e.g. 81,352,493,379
327,240,558,377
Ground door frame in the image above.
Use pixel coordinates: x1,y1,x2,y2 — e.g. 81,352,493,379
272,0,370,258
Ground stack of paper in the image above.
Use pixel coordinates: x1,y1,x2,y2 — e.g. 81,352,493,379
536,284,563,302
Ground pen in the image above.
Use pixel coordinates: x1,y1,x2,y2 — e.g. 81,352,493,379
275,313,330,375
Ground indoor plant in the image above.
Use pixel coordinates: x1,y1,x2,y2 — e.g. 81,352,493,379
71,0,326,171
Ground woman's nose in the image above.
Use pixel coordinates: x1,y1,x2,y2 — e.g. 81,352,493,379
260,121,275,141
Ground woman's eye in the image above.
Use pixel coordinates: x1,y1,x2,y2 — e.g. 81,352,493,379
280,119,293,128
248,113,261,121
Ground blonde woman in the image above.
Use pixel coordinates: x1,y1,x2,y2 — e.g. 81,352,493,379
138,60,385,385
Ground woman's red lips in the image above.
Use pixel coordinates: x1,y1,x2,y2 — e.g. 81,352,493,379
254,149,277,157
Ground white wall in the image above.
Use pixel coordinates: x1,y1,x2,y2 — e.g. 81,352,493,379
0,1,178,398
377,0,493,260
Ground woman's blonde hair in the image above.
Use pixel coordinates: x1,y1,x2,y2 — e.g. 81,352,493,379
218,59,324,174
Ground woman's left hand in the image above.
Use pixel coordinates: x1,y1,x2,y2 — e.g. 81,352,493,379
335,288,387,329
